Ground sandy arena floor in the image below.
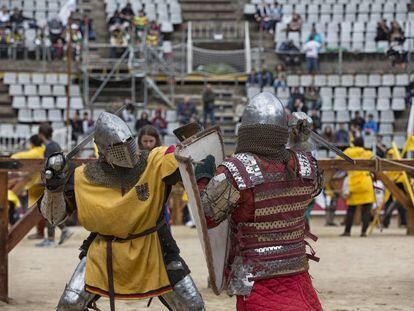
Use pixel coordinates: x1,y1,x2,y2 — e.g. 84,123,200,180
1,217,414,311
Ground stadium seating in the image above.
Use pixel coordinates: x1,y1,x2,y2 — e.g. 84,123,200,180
105,0,182,27
245,0,412,53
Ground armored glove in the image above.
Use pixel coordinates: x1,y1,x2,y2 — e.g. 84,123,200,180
194,155,216,181
41,152,70,192
288,112,313,143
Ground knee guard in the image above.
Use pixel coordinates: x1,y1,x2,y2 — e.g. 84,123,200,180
56,258,96,311
172,275,205,311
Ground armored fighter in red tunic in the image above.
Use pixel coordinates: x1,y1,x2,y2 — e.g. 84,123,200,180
195,92,323,310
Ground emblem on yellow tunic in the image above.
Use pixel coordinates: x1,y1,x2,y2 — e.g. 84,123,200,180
135,183,149,201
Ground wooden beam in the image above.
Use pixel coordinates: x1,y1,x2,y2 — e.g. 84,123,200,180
7,206,43,253
376,172,412,211
0,172,8,302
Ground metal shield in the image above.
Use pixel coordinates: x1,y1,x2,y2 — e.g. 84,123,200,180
175,126,229,295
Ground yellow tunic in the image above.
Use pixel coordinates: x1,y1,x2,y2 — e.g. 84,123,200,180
343,146,375,206
11,146,46,206
75,146,178,299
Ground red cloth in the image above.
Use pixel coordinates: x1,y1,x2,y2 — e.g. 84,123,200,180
236,272,323,311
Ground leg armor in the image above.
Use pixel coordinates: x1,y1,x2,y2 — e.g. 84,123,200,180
56,257,97,311
160,272,205,311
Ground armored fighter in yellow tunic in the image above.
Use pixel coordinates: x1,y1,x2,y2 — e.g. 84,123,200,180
39,112,204,311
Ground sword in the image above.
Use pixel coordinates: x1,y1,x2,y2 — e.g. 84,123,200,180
310,131,356,164
44,105,128,179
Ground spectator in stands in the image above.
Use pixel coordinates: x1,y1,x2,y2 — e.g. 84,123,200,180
247,68,260,87
9,8,27,28
135,111,152,133
335,122,349,146
291,98,308,114
122,101,136,123
108,10,124,32
405,78,414,106
350,123,362,139
285,13,302,33
307,24,323,45
260,68,273,89
363,113,378,135
177,96,197,125
134,9,148,35
0,6,10,27
52,38,64,60
151,108,168,137
310,110,321,131
273,63,287,90
288,86,305,110
82,111,94,134
110,28,128,58
303,34,321,74
305,85,321,110
375,19,390,42
0,28,10,58
48,17,64,44
80,14,96,41
322,125,335,143
36,123,72,247
390,20,404,43
146,28,159,47
269,1,283,34
255,1,271,32
202,84,216,127
278,40,301,67
350,111,365,131
375,135,388,158
71,110,83,142
120,2,135,24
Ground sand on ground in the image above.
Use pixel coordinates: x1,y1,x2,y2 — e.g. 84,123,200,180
1,217,414,311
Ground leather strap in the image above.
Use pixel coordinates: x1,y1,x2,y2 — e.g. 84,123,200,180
100,218,167,311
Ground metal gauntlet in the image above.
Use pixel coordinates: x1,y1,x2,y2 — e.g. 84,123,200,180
40,190,68,226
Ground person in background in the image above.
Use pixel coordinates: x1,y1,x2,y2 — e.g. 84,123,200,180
36,123,73,247
0,6,10,27
335,122,349,146
269,1,283,34
305,85,321,110
288,86,305,110
341,137,375,237
286,13,302,32
122,101,136,123
9,7,27,28
278,40,301,67
390,20,404,43
151,108,168,137
307,24,323,44
247,68,260,87
134,9,148,35
120,2,135,24
82,111,94,135
255,1,271,32
260,68,273,89
375,19,390,41
350,111,365,131
291,98,308,114
303,34,321,73
11,135,46,237
108,10,123,32
405,77,414,106
273,63,287,90
135,111,152,133
202,84,216,128
375,134,388,158
177,96,197,125
71,110,83,142
310,110,321,131
363,113,378,135
322,125,335,143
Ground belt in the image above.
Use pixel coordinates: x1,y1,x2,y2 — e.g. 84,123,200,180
99,218,166,311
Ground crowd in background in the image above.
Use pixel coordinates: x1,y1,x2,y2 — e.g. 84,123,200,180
0,4,95,60
108,3,162,58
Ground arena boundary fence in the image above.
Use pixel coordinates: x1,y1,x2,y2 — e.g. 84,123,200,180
1,157,414,302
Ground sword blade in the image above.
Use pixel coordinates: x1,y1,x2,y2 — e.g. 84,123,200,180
66,104,128,160
310,131,356,164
